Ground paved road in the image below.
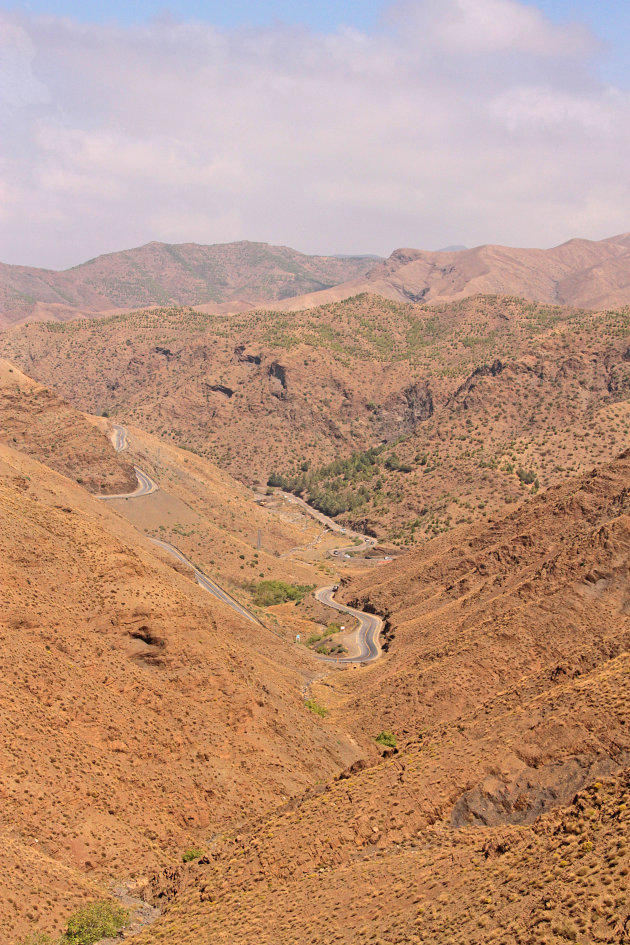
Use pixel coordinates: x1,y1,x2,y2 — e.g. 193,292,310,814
315,586,383,664
111,424,129,452
150,538,261,626
104,425,384,660
99,424,159,499
104,425,264,626
98,465,159,500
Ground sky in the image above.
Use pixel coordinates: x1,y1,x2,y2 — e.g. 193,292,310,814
1,0,629,268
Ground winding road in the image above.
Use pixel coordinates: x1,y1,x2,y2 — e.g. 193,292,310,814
111,424,129,452
315,586,383,663
105,424,383,663
98,466,159,499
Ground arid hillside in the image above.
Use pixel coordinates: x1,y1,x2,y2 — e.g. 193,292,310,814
92,420,340,623
0,359,137,495
0,240,377,328
127,451,630,945
0,441,361,944
3,294,630,544
272,231,630,312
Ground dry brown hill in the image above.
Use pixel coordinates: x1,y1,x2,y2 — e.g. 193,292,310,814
0,241,376,328
126,450,630,944
270,231,630,313
0,442,361,944
92,420,339,622
5,295,630,545
0,359,137,495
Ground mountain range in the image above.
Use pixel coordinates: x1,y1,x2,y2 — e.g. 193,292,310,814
273,231,630,313
0,241,377,328
3,231,630,331
3,229,630,944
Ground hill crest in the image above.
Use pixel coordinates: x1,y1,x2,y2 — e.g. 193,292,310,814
0,240,378,328
269,230,630,312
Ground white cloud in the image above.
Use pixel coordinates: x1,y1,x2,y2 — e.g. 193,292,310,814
387,0,597,56
0,1,628,268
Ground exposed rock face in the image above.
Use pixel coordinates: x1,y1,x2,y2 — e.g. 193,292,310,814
450,753,628,828
155,346,176,361
373,382,433,439
234,345,262,365
207,383,234,398
268,362,288,398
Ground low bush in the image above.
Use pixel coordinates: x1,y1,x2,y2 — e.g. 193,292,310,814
182,847,205,863
61,901,129,945
17,934,54,945
252,580,314,607
516,467,537,485
305,699,328,717
376,730,397,748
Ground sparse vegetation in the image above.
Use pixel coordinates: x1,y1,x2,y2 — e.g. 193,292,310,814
376,730,397,748
61,901,129,945
305,699,328,717
252,580,314,607
182,847,205,862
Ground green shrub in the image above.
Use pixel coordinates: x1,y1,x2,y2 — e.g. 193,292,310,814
61,901,129,945
305,699,328,717
252,580,314,607
516,467,537,485
376,730,397,748
182,847,205,862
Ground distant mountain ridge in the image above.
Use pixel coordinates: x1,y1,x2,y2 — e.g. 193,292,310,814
270,231,630,312
0,240,378,328
3,231,630,330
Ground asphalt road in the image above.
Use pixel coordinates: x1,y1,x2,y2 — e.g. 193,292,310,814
104,424,384,660
315,586,383,664
98,465,158,500
276,490,386,562
99,424,159,499
111,424,129,452
150,538,261,626
104,425,262,626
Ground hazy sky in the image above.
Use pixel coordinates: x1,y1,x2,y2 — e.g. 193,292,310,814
1,0,629,268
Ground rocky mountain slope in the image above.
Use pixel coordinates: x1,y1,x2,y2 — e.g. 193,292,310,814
0,359,137,495
272,231,630,312
0,407,360,943
4,294,630,544
126,450,630,944
0,241,376,328
4,312,630,942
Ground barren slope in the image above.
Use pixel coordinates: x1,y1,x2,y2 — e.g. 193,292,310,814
0,359,137,495
272,231,630,312
0,241,376,328
0,443,360,944
128,452,630,944
4,296,630,544
94,421,337,621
